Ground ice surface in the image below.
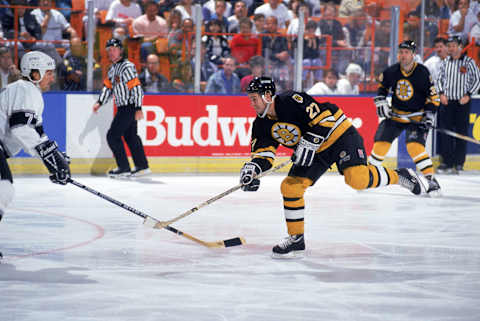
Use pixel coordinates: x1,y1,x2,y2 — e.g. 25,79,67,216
1,173,480,321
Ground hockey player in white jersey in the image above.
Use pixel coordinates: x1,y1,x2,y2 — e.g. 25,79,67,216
0,51,71,258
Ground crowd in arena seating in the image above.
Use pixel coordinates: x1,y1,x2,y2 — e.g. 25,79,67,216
1,0,480,94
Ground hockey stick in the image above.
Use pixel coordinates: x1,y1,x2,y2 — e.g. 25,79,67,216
68,178,245,248
391,112,480,145
153,159,293,229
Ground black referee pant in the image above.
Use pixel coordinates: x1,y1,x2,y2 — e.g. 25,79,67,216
107,105,148,171
437,99,471,168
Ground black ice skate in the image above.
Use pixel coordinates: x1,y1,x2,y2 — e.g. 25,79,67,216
107,168,131,178
396,168,422,195
426,176,442,197
129,167,152,177
272,234,305,259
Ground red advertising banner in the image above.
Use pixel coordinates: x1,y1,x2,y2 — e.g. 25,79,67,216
140,95,378,157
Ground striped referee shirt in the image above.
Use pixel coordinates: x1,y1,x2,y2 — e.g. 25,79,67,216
437,54,480,100
98,58,143,109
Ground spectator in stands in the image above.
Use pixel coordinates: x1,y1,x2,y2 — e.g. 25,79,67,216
405,0,445,47
132,0,168,62
166,8,183,38
343,9,370,67
254,0,290,29
252,13,265,34
448,0,480,43
0,47,21,89
59,36,101,90
339,0,365,17
105,0,142,30
374,19,391,76
205,0,229,32
191,40,217,92
307,69,339,95
444,0,457,18
262,15,291,91
337,63,364,95
228,0,248,34
287,2,320,37
294,19,323,89
469,10,480,44
168,17,194,89
205,56,241,94
32,0,77,65
203,19,231,66
240,55,264,92
230,17,261,65
318,2,348,74
168,16,194,57
139,53,174,92
424,37,448,87
202,0,231,23
175,0,195,22
157,0,176,19
1,0,42,54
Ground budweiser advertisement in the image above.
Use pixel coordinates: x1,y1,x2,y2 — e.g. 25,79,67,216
139,95,378,157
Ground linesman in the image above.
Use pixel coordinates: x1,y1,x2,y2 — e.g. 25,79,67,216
368,40,441,195
241,76,424,259
436,36,480,174
93,38,150,178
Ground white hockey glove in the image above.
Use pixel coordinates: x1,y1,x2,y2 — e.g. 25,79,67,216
240,162,262,191
35,140,71,185
374,95,391,118
292,132,324,167
420,111,435,130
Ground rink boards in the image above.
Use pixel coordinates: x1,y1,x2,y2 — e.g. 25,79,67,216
8,93,480,174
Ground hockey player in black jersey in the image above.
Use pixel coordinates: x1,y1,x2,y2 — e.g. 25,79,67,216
369,40,441,195
240,76,424,258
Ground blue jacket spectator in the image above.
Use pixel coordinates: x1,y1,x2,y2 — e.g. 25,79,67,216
205,57,241,94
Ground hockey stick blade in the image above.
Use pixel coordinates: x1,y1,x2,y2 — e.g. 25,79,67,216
153,159,293,229
391,113,480,145
69,179,245,248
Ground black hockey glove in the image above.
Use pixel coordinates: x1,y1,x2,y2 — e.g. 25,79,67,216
420,111,435,131
374,95,391,118
35,140,71,185
292,132,324,167
240,162,261,191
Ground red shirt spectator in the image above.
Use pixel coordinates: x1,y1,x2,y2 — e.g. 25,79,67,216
230,17,261,64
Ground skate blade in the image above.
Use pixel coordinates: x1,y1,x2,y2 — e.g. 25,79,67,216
108,175,130,179
426,189,443,198
271,250,305,259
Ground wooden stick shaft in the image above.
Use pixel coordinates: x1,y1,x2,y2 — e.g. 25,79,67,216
391,112,480,145
154,159,292,228
68,179,244,248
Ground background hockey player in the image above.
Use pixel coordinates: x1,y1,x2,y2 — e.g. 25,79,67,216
240,77,423,259
0,51,71,258
368,40,441,195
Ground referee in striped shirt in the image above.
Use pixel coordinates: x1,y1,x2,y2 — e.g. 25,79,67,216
437,35,480,174
93,38,150,178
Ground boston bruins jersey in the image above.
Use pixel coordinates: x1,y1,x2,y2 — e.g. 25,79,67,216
249,91,353,171
378,62,440,123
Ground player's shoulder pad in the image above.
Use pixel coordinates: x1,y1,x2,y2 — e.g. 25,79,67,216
279,91,310,104
415,63,431,75
384,63,400,75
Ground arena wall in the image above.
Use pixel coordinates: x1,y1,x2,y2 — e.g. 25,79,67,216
8,93,480,174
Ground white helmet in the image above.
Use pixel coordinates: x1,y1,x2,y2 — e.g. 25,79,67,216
20,51,55,83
